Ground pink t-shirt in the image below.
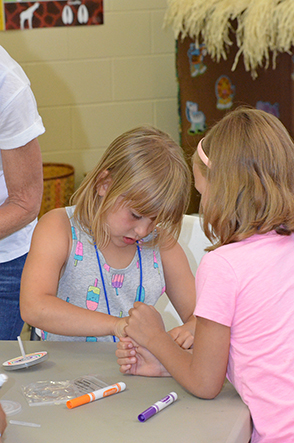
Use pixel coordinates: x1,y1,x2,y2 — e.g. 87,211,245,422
194,231,294,443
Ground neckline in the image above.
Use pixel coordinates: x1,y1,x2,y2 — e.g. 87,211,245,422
95,247,139,272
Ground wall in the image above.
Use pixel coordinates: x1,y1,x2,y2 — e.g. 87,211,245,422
0,0,179,187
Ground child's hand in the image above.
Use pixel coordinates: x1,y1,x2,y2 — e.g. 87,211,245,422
116,337,170,377
125,302,166,348
168,325,194,349
114,317,128,338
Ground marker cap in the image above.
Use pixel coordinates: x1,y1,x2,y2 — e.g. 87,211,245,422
67,394,91,409
138,406,156,422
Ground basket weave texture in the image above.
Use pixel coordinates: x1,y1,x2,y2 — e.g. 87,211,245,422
39,163,75,218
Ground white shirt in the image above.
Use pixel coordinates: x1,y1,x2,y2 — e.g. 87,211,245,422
0,46,45,262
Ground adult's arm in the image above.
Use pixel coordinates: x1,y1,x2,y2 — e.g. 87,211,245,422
0,138,43,239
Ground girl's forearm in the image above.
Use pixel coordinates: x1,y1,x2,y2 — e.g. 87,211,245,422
147,332,195,386
21,295,122,338
146,331,216,399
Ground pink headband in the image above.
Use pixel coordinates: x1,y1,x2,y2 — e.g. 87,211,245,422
197,138,211,168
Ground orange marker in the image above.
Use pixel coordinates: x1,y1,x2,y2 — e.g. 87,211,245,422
66,382,126,409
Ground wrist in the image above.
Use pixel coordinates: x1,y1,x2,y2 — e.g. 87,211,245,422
159,363,171,377
148,331,178,368
109,315,119,336
113,316,127,338
146,329,170,354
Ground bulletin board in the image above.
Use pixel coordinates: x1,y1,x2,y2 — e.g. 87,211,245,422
177,37,294,214
165,0,294,214
0,0,103,30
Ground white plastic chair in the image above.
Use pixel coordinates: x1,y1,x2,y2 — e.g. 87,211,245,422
155,214,211,330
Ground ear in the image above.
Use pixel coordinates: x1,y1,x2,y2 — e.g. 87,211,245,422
96,170,111,197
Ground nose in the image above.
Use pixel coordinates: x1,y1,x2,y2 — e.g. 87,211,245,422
134,219,154,239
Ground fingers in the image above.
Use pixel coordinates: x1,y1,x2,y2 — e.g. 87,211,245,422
133,301,144,308
128,301,143,315
176,334,194,350
168,327,179,341
129,301,150,315
116,336,139,375
117,337,138,349
117,337,132,349
115,317,129,338
116,346,136,359
168,327,194,349
116,349,137,375
126,303,166,350
119,364,132,374
116,340,137,362
116,353,137,365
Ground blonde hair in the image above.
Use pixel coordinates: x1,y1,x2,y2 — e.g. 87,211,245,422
193,107,294,249
72,126,191,249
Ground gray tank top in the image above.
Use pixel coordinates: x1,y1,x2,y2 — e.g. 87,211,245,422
44,206,166,342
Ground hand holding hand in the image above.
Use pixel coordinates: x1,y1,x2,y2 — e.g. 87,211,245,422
125,302,166,348
114,316,128,338
116,337,170,377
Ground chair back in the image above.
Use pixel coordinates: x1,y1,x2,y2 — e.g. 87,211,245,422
155,214,211,329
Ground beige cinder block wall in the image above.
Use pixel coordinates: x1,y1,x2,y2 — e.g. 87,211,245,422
0,0,179,188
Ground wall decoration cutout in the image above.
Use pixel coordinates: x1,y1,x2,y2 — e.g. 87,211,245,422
215,75,235,110
187,43,207,77
256,101,280,118
0,0,103,31
185,101,206,135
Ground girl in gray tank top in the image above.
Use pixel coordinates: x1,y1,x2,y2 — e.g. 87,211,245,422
21,126,196,346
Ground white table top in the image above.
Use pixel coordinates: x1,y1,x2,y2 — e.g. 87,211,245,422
0,341,251,443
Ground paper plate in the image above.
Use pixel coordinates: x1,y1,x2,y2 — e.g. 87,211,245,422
2,351,48,371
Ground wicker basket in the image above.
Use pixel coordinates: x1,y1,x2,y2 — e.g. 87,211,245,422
39,163,75,218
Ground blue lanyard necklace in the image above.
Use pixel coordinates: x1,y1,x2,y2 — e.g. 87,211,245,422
93,241,143,342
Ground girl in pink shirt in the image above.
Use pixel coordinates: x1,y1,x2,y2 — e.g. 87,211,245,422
117,107,294,442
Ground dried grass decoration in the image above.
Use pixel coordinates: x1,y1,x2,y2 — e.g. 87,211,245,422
164,0,294,78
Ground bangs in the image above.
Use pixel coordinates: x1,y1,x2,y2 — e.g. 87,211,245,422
125,175,185,221
118,174,188,248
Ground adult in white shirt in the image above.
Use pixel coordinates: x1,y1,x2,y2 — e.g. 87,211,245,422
0,46,45,339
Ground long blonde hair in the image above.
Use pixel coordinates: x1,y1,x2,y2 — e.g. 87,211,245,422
193,107,294,249
72,126,191,248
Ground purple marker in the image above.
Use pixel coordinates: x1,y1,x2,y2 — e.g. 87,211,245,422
138,392,178,422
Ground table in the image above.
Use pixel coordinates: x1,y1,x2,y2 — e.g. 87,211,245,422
0,341,251,443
